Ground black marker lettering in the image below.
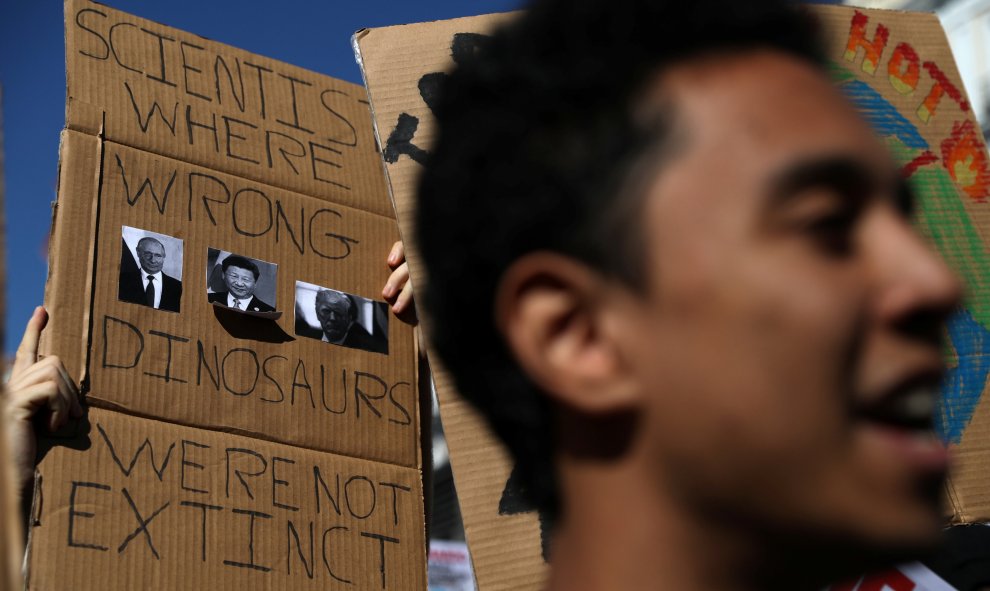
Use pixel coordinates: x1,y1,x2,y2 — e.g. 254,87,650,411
180,40,211,101
196,340,220,390
225,448,268,500
287,520,315,579
181,501,222,562
181,440,210,495
260,355,287,403
214,55,246,111
143,330,189,384
102,315,144,369
378,482,411,526
272,457,299,512
221,348,260,396
223,509,272,572
344,476,376,520
275,74,314,134
141,27,177,87
115,153,177,214
68,482,110,551
232,188,273,237
265,130,306,175
96,422,174,480
361,532,400,589
313,467,341,516
223,115,261,164
117,488,170,559
322,526,353,584
124,81,177,134
354,372,387,420
186,104,219,151
75,8,110,60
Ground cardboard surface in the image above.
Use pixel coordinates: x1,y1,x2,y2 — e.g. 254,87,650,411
27,407,425,590
28,1,427,589
355,5,990,590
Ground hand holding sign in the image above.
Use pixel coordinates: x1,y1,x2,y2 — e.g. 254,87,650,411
384,241,418,326
3,307,83,494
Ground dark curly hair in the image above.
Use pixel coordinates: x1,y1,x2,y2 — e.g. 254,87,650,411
416,0,825,517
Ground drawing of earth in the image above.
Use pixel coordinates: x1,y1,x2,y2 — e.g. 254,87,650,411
833,63,989,444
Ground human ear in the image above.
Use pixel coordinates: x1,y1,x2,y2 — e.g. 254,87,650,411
495,252,639,413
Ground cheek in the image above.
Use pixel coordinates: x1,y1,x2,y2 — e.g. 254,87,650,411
629,248,870,491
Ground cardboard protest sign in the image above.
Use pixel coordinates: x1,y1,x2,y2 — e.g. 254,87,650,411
27,407,423,590
355,5,990,589
27,1,426,588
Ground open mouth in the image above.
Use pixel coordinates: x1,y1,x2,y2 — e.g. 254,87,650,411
857,384,937,433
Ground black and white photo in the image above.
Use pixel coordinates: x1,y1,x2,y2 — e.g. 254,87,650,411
206,249,278,313
294,281,389,354
118,226,183,313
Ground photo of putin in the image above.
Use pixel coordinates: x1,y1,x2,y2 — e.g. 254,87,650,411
294,281,388,354
207,253,275,313
118,228,182,312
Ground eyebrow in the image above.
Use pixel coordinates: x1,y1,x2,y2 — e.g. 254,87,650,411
767,155,878,209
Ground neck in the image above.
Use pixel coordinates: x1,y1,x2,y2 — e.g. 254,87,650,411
546,419,825,591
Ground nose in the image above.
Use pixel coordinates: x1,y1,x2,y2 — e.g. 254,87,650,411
869,207,963,330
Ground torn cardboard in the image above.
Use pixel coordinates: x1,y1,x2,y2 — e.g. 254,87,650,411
29,1,426,588
355,5,990,590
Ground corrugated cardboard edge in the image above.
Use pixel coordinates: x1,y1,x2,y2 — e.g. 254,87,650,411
38,130,102,388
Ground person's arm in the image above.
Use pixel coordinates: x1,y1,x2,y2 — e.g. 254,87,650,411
2,307,83,508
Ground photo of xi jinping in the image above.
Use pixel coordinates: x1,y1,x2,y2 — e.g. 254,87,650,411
294,281,388,354
206,249,277,313
118,226,183,312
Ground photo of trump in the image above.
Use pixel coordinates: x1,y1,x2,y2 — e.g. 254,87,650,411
294,281,388,354
118,226,183,313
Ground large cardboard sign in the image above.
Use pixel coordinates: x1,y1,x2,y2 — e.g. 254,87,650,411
27,1,426,588
355,5,990,589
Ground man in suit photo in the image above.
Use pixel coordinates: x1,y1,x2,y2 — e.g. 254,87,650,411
208,254,275,313
296,288,387,354
118,236,182,312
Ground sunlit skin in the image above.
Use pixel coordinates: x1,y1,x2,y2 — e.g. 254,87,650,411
498,51,962,591
223,265,257,300
315,290,353,342
136,239,165,275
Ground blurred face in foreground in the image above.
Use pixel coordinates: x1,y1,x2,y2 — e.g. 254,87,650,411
614,51,961,554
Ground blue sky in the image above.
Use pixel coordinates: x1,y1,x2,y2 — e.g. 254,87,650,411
0,0,522,353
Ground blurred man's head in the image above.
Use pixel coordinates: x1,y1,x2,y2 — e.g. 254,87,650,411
417,0,960,579
136,237,165,275
221,256,260,300
315,289,356,342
